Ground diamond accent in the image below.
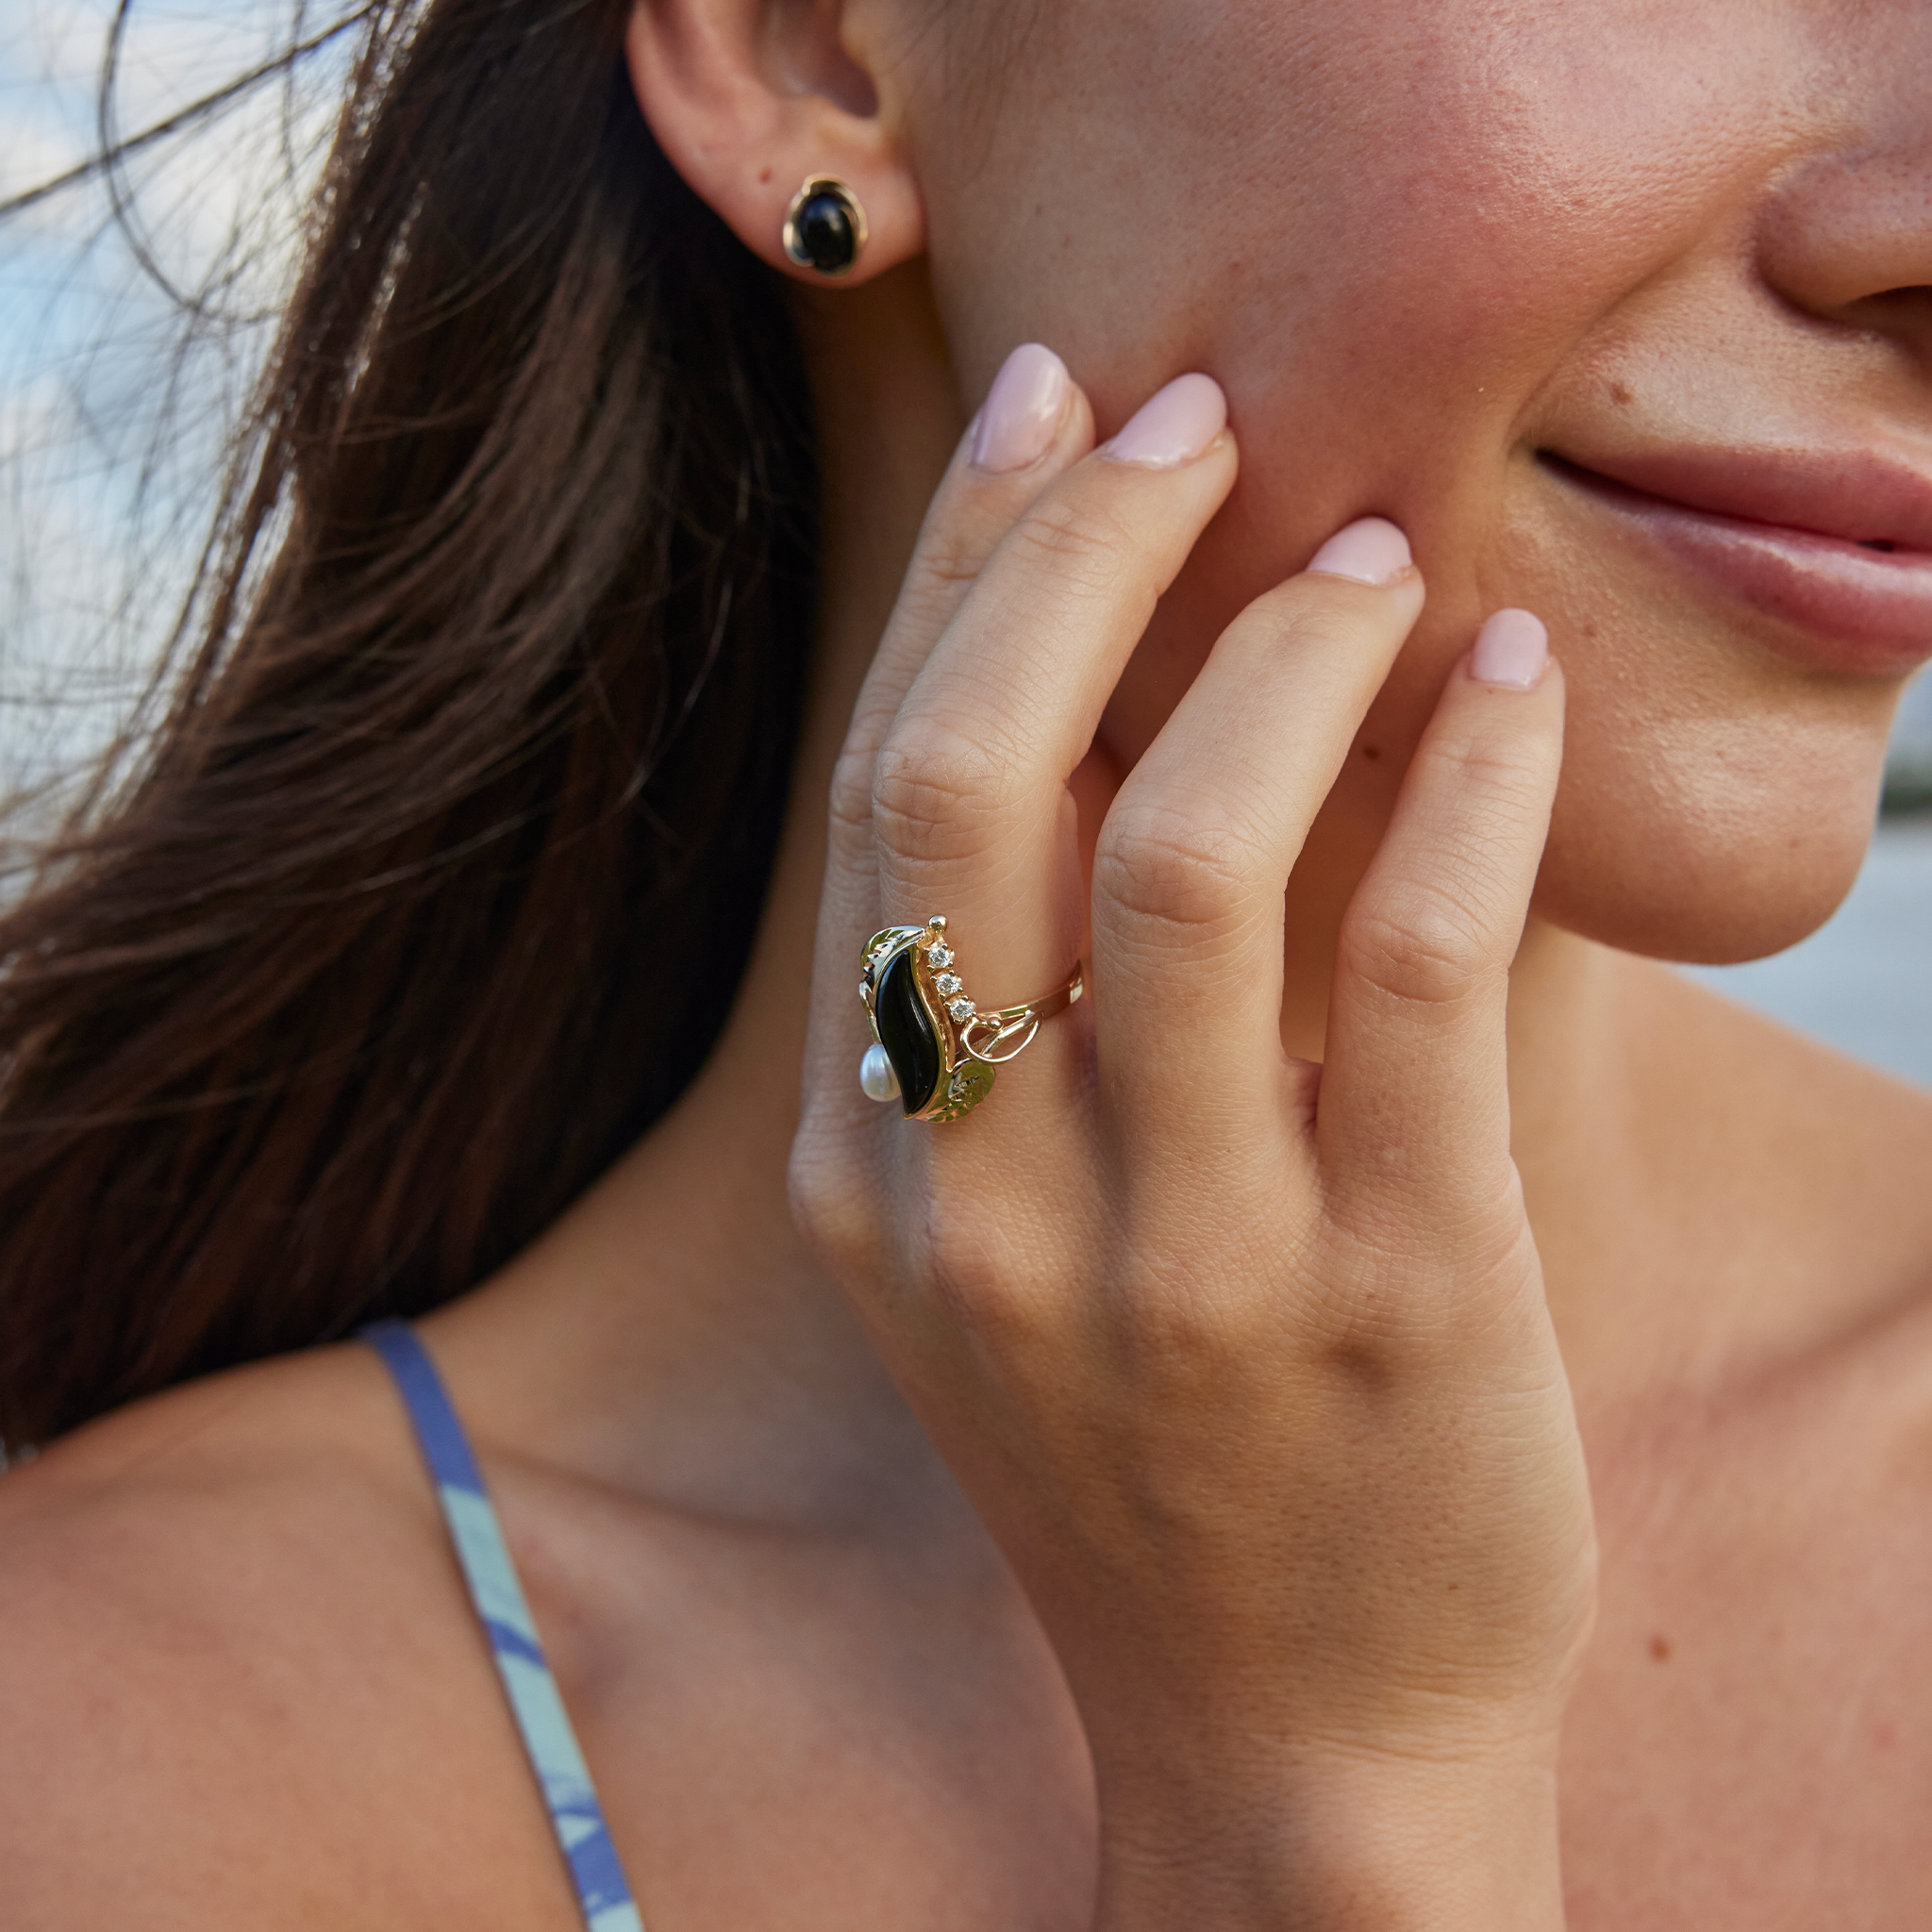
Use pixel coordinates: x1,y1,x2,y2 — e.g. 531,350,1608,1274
926,943,952,968
935,973,962,996
948,997,974,1022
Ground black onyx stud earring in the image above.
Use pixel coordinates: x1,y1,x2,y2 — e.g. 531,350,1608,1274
781,176,867,277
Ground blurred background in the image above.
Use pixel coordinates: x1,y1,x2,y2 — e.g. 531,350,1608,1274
3,0,1929,1088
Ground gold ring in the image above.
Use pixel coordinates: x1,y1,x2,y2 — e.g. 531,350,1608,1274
858,916,1083,1122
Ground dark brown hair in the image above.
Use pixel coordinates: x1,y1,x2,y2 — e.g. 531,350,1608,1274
0,0,818,1445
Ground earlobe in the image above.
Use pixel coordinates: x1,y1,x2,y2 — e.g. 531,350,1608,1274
624,0,924,286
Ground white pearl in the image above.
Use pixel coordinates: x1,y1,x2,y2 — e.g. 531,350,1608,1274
859,1042,900,1102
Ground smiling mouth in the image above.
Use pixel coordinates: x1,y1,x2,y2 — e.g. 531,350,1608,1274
1536,450,1932,669
1537,453,1925,558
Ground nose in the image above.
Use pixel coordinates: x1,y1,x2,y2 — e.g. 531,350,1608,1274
1755,99,1932,369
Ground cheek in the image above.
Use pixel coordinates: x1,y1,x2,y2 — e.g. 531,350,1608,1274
925,0,1890,964
930,0,1758,403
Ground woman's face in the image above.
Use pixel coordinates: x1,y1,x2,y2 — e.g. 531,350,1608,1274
908,0,1932,962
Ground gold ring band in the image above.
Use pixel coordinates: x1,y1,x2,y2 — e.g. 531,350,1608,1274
858,916,1083,1122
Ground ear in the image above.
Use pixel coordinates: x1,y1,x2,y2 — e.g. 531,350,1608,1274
625,0,925,285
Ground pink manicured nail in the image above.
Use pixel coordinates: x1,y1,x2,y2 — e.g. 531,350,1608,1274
1469,608,1549,689
1305,517,1412,587
1102,373,1227,467
972,342,1069,474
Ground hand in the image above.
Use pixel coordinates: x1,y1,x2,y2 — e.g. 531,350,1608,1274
791,346,1595,1929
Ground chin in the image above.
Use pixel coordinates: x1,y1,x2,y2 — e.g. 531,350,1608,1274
1532,731,1887,967
1483,539,1912,966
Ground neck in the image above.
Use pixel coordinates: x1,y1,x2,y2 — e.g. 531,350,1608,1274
432,266,971,1529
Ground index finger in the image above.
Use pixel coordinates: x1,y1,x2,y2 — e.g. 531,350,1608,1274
807,344,1093,1133
831,344,1094,839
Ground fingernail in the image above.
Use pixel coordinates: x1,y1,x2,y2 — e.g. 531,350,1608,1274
1101,373,1226,467
972,342,1069,474
1469,608,1549,689
1305,516,1412,587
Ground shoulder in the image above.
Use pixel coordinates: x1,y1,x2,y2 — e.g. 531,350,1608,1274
1607,960,1932,1438
0,1345,568,1929
0,1344,430,1643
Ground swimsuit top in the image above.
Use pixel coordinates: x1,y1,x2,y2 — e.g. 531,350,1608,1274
362,1321,646,1932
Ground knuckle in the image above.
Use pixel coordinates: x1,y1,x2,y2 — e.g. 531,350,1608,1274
889,555,981,649
826,684,910,839
1264,591,1386,659
1310,1197,1541,1358
1108,1266,1248,1381
909,518,996,600
1264,1210,1452,1369
826,740,877,839
1006,491,1140,604
1421,727,1553,819
1220,579,1407,688
917,1195,1048,1347
1094,802,1259,944
1341,875,1498,1009
871,724,1011,868
787,1133,881,1278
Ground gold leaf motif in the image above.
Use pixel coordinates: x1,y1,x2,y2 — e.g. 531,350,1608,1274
924,1059,994,1122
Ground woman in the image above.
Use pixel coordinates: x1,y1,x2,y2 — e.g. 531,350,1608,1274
1,0,1929,1923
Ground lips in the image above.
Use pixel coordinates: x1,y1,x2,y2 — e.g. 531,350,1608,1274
1540,445,1932,670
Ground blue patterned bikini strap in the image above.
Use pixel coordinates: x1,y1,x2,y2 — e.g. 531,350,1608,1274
360,1320,645,1932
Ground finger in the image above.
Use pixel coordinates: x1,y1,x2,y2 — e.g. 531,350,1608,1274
841,344,1096,774
1088,518,1425,1146
1318,609,1565,1226
869,375,1238,1076
807,345,1092,1127
816,345,1087,910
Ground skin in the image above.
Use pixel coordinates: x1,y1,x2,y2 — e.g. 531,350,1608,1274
2,0,1931,1926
